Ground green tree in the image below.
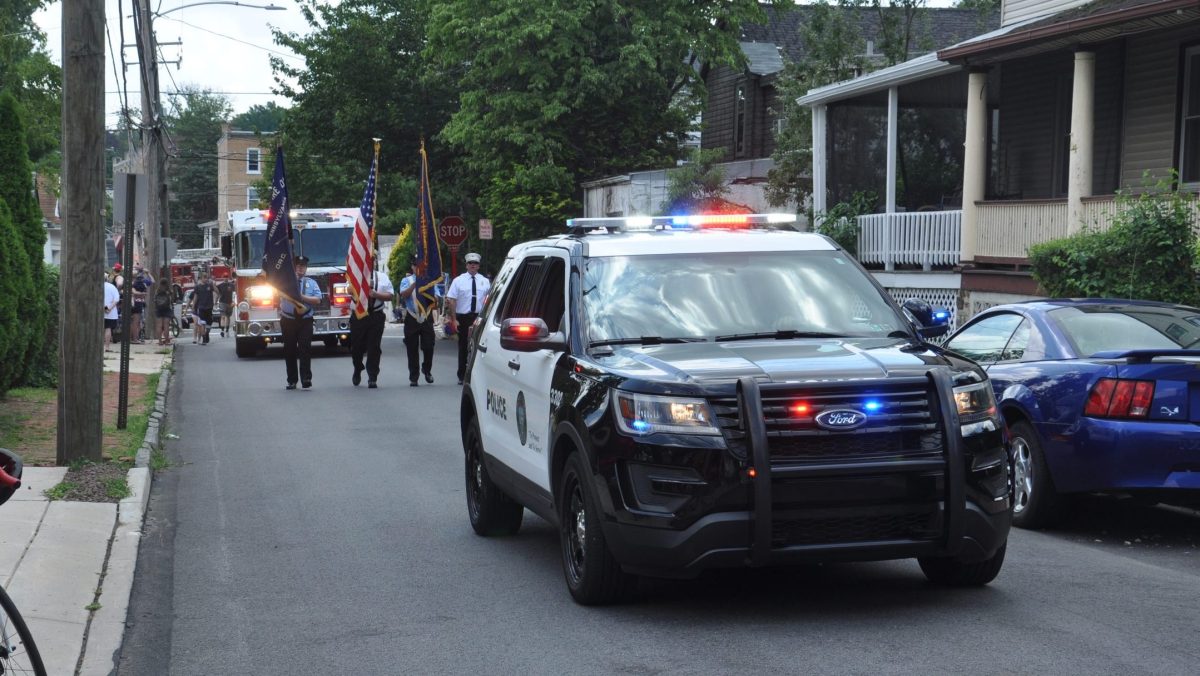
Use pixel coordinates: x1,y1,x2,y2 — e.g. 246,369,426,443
270,0,461,223
165,87,232,248
426,0,785,246
0,91,47,385
231,102,287,134
661,148,730,214
0,201,33,395
0,0,62,175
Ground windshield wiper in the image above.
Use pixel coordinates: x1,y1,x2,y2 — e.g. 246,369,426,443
589,336,707,348
715,330,843,342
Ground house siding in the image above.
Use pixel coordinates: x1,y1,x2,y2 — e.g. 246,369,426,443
1121,28,1192,188
1001,0,1091,27
702,65,740,162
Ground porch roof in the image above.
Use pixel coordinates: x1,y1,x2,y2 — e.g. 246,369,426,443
939,0,1200,64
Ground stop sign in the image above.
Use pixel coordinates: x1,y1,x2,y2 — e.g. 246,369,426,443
438,216,468,248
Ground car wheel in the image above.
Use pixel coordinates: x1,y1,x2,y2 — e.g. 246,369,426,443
464,418,523,536
558,452,635,605
918,542,1006,587
1010,420,1062,529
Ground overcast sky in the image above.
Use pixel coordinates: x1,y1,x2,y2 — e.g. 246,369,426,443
34,0,321,129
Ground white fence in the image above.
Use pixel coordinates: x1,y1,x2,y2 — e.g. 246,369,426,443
857,211,962,271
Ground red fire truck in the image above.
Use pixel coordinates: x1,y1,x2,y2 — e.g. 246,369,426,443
221,209,357,358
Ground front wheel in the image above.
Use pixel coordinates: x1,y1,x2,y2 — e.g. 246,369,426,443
918,542,1007,587
558,453,636,605
0,585,48,676
464,419,523,536
235,338,258,358
170,315,181,338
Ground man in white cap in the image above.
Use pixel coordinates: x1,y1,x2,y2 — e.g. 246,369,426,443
445,252,490,385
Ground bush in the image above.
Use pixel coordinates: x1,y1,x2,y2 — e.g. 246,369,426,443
0,202,34,396
24,263,59,388
814,191,876,257
1030,176,1199,305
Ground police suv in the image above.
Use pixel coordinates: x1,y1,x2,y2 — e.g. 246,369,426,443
460,214,1012,605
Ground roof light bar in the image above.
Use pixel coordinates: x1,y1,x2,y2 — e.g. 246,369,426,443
566,213,797,232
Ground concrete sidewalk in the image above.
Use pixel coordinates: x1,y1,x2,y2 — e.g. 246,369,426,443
0,340,172,675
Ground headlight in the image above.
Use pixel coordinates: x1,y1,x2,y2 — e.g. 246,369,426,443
333,283,349,295
953,381,998,423
248,285,275,301
612,391,720,436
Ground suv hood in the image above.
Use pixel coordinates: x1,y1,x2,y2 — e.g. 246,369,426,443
595,338,957,385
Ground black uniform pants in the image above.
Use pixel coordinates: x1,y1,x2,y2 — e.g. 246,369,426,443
455,312,478,380
350,311,386,380
280,315,313,385
404,313,435,382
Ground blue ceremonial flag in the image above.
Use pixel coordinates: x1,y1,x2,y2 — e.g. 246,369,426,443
412,140,443,317
262,146,304,310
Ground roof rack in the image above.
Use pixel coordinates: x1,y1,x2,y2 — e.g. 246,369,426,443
565,213,797,234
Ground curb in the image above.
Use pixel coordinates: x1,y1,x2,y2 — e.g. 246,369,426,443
77,345,173,676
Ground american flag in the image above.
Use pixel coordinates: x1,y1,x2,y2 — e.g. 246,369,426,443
347,141,380,319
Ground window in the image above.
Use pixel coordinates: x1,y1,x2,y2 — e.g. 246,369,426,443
246,148,261,175
246,186,258,209
734,83,747,157
499,257,546,322
1180,46,1200,184
944,313,1024,364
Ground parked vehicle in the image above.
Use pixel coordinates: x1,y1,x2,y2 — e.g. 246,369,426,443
460,213,1012,604
944,299,1200,528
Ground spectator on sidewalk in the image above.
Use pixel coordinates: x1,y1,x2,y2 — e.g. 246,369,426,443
103,275,120,351
130,265,152,343
153,280,174,345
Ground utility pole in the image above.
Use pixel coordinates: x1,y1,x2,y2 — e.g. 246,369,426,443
57,0,106,464
135,0,166,298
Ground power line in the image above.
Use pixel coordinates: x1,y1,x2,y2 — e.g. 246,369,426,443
154,15,304,62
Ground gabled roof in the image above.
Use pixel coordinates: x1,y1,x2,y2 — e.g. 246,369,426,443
741,42,783,76
35,174,59,227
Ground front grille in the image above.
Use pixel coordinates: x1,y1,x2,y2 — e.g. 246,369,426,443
312,274,332,314
772,509,939,546
711,379,943,464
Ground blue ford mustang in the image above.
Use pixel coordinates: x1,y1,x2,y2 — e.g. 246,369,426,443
943,299,1200,528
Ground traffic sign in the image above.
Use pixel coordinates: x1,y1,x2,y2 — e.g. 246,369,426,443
479,218,493,240
438,216,468,248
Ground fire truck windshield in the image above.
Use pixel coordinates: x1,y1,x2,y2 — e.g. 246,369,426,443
234,228,354,270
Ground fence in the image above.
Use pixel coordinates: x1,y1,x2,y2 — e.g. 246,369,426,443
857,211,962,271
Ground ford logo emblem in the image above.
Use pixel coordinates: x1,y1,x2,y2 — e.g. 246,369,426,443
815,409,867,430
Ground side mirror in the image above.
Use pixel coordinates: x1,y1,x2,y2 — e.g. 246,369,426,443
902,298,950,339
500,317,567,353
220,233,232,259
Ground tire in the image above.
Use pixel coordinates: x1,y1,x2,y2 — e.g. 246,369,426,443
323,336,339,350
558,452,636,605
1010,420,1063,529
0,585,48,676
170,316,181,338
235,338,259,358
464,419,523,536
919,542,1007,587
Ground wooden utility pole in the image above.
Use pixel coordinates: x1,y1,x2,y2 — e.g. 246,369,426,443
136,0,165,302
57,0,106,464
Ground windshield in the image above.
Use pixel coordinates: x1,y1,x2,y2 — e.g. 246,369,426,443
1049,305,1200,355
581,250,909,343
234,228,354,270
298,228,353,268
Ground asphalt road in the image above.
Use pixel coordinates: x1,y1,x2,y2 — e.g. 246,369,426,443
118,330,1200,675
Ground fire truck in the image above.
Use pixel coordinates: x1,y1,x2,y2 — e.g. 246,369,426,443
221,208,358,358
170,249,232,301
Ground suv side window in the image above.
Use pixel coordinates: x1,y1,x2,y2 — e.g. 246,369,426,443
534,258,566,333
945,313,1023,364
499,257,545,321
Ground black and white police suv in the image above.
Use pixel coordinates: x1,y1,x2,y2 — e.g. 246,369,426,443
459,213,1012,604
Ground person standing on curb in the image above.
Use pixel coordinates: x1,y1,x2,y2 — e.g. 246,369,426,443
279,256,323,390
397,255,441,387
349,264,394,389
103,274,120,351
445,252,490,385
130,265,152,343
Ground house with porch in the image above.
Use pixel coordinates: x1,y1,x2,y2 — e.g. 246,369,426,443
800,0,1200,330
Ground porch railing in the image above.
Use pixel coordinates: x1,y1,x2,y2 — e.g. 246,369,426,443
976,200,1068,259
856,210,961,271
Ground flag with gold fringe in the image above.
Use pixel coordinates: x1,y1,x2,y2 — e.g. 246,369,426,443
411,140,443,318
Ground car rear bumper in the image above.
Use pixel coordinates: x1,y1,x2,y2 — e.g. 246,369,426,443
1054,418,1200,492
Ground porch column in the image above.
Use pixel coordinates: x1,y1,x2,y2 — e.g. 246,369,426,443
1067,50,1095,234
886,86,898,214
960,68,988,265
811,104,828,219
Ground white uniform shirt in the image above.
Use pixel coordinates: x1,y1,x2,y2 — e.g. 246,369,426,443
367,270,394,314
446,272,490,315
104,281,120,319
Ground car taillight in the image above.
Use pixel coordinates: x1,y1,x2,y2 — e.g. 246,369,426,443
1083,377,1155,419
